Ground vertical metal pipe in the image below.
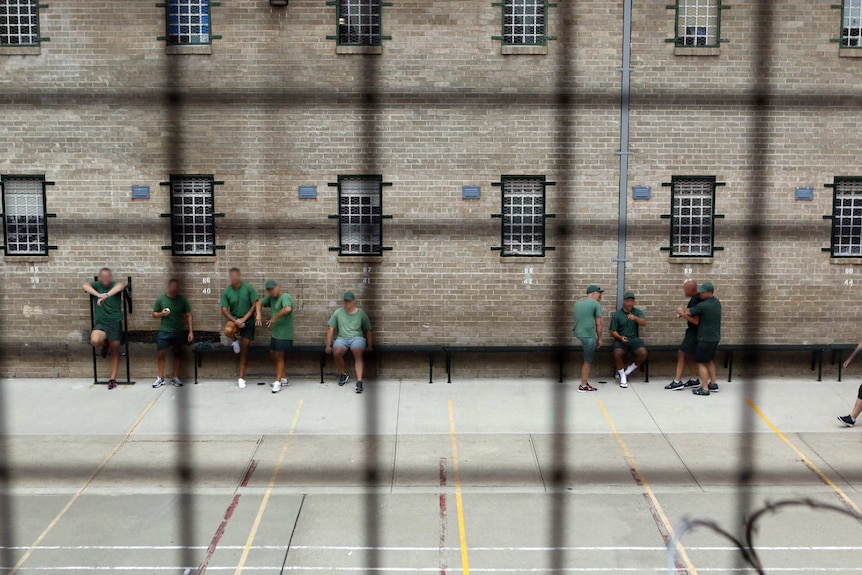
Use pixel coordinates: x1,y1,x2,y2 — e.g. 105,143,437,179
616,0,634,309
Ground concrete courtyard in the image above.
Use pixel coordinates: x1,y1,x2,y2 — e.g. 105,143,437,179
0,374,861,574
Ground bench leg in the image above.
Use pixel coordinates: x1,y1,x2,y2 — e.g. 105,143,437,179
446,351,452,384
194,353,199,384
838,350,844,382
727,350,733,383
644,359,649,383
428,352,434,384
319,352,325,384
817,350,823,382
558,350,564,384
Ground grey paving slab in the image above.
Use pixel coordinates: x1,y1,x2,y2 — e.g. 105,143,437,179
797,431,862,489
1,436,121,489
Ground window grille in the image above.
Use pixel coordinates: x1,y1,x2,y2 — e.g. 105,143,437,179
337,0,381,46
169,176,216,256
842,0,862,47
672,0,722,48
2,176,48,256
492,176,555,257
166,0,210,46
503,0,546,46
829,178,862,257
669,176,717,257
0,0,39,46
337,175,384,256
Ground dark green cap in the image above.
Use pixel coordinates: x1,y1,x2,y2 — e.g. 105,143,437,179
698,281,715,293
343,291,356,301
586,285,604,294
265,280,278,289
623,291,635,299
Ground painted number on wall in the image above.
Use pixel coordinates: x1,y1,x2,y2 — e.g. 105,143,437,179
683,267,693,277
30,266,40,284
845,268,854,288
523,267,535,287
202,276,211,295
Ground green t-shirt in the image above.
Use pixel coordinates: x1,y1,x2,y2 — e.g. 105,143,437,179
153,294,191,333
220,282,259,319
573,298,602,339
91,281,123,324
327,307,372,339
689,296,722,342
609,307,645,339
262,293,294,340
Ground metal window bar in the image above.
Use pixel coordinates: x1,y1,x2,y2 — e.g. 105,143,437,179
831,178,862,256
671,176,715,257
338,176,383,255
170,176,216,256
2,176,47,256
842,0,862,47
503,0,546,45
167,0,210,46
502,176,546,256
338,0,381,46
0,0,39,46
675,0,720,47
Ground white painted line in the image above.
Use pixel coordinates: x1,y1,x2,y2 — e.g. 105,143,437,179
6,545,862,552
7,568,862,573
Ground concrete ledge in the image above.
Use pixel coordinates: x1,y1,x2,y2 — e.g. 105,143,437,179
166,44,212,55
336,255,384,263
170,256,218,264
839,48,862,58
336,45,383,55
0,46,41,56
497,256,548,264
502,45,548,55
674,46,720,56
666,257,715,265
3,255,50,263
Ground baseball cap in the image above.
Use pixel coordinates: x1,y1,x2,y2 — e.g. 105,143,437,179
698,281,715,293
265,280,278,289
623,291,635,299
586,285,604,294
343,291,356,301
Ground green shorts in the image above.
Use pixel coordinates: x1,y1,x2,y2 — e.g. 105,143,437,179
694,341,719,364
238,325,255,341
93,321,122,342
679,329,698,355
577,337,597,364
269,338,294,353
157,331,186,351
613,337,646,353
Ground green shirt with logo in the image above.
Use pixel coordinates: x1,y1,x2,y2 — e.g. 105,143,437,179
262,293,294,340
689,296,722,342
573,298,602,339
153,294,191,333
91,281,123,324
609,307,645,339
327,307,372,339
220,282,259,319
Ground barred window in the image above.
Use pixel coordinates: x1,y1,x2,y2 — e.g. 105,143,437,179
335,176,383,256
337,0,381,46
166,0,210,46
830,178,862,257
170,176,216,256
842,0,862,48
501,176,547,257
672,0,721,48
670,176,716,257
0,0,39,46
2,176,48,256
503,0,546,46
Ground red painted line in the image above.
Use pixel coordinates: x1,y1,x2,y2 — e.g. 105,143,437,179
198,494,242,575
439,457,448,575
240,460,258,488
640,493,688,574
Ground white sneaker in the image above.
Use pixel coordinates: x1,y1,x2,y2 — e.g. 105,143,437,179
237,378,247,389
618,370,628,386
231,340,241,354
624,363,637,376
153,377,166,389
280,377,289,386
271,381,282,394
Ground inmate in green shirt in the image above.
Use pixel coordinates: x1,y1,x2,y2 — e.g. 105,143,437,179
153,294,191,333
573,298,602,339
220,282,259,319
327,307,372,339
262,293,294,340
689,296,722,342
609,307,645,340
91,281,123,324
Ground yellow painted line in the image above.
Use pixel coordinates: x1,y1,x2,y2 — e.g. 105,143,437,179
447,400,471,575
234,400,304,575
745,397,861,514
598,400,698,575
9,397,158,575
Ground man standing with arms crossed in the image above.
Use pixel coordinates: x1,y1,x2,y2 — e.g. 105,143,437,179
609,291,647,389
666,279,703,391
325,291,373,394
677,281,721,396
220,268,261,389
82,268,126,390
257,280,294,394
573,285,603,393
152,278,194,388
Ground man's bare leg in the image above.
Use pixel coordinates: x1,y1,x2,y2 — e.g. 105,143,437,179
271,350,286,383
172,350,182,380
157,349,168,379
352,347,365,381
851,398,862,420
687,355,698,380
581,362,591,386
674,350,687,382
707,360,718,386
697,362,710,391
613,349,625,372
634,347,648,368
333,346,347,376
238,337,251,379
108,340,121,380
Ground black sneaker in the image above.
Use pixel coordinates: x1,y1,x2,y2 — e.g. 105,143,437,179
107,379,118,390
838,415,856,427
355,380,363,394
691,387,710,396
708,382,719,393
683,379,701,388
665,380,685,390
338,373,349,386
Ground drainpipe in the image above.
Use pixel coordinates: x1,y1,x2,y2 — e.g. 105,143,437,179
615,0,634,309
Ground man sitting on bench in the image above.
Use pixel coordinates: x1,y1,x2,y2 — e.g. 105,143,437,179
609,291,647,389
325,291,373,395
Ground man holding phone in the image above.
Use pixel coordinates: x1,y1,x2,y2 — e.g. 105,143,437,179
609,291,648,389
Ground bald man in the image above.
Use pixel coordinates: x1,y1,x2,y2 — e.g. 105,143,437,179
665,279,702,391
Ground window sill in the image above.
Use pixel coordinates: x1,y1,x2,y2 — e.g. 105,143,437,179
0,46,41,56
666,257,714,265
336,254,384,263
336,45,383,55
502,45,548,55
674,47,720,56
839,48,862,58
829,256,862,264
166,44,212,55
498,256,548,264
171,256,218,263
4,255,50,263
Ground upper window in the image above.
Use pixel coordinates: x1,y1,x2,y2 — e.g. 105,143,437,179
0,0,40,47
829,177,862,257
842,0,862,48
502,0,546,46
668,176,717,257
497,176,553,257
166,0,210,46
1,175,49,256
337,0,381,46
169,175,216,256
671,0,722,48
334,175,384,256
